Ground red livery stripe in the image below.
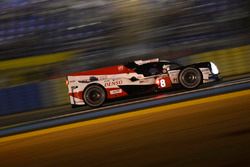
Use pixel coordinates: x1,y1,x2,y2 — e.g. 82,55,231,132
69,91,83,100
68,65,134,76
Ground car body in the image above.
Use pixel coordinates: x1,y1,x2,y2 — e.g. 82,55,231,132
66,58,220,107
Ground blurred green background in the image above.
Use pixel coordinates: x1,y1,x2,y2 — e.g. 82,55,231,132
0,0,249,115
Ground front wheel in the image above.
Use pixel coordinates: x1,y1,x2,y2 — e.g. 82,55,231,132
179,67,202,89
83,85,106,107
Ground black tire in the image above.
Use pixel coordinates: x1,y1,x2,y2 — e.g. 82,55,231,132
179,67,202,89
83,84,106,107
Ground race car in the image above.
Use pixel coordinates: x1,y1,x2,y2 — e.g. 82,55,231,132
66,58,220,107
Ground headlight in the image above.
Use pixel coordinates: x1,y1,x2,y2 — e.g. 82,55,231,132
210,62,219,74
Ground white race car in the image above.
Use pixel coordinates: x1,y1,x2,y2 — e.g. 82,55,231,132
66,58,220,107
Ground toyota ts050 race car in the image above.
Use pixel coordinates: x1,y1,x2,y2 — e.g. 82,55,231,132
66,58,220,107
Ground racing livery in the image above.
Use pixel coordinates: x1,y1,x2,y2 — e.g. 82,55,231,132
66,58,220,107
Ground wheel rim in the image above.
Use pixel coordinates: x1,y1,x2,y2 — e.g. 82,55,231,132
183,71,197,85
180,68,201,88
84,86,105,106
87,90,102,102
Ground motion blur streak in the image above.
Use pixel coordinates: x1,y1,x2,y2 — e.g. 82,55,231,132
0,90,249,166
0,0,249,116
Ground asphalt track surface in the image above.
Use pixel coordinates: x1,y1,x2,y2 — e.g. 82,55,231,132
0,89,249,167
0,76,249,137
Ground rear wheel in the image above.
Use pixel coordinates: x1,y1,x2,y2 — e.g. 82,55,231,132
83,85,106,107
179,67,202,89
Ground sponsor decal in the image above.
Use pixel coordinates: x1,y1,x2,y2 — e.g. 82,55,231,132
104,80,123,87
106,87,128,99
78,80,89,83
110,89,122,95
